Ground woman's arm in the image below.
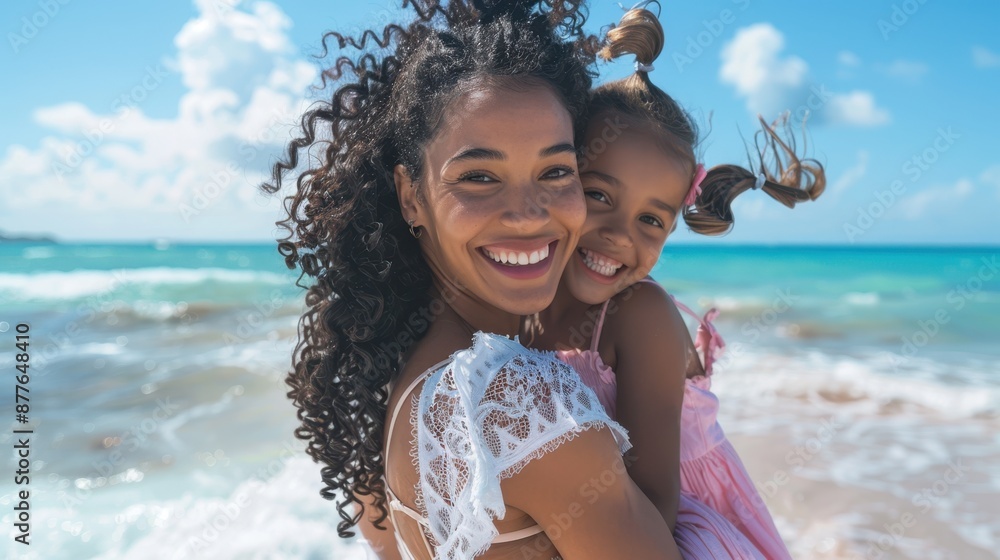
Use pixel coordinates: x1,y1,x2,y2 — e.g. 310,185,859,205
352,493,403,560
606,281,690,533
503,425,682,560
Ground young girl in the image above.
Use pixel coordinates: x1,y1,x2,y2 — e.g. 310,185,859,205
526,5,825,559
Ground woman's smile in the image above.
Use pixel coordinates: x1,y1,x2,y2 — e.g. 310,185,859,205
479,239,558,279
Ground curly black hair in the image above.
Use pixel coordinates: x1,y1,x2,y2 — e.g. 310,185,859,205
258,0,600,539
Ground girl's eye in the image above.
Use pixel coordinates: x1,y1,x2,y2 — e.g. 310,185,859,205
640,215,664,228
585,190,609,204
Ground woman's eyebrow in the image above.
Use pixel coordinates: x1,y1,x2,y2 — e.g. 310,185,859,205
539,143,577,157
445,142,576,166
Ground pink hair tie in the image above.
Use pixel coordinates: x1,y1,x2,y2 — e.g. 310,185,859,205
683,163,707,207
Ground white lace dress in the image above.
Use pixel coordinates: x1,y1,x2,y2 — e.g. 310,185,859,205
385,332,632,560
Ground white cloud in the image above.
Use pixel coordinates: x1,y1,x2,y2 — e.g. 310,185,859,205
719,24,807,117
830,151,869,198
883,59,929,81
838,51,860,67
826,91,891,127
0,0,317,240
900,179,974,220
980,166,1000,198
972,46,1000,68
719,24,889,127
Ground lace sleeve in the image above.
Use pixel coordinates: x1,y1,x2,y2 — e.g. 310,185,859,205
415,332,631,560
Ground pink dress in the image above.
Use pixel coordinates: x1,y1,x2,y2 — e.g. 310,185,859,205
556,279,792,560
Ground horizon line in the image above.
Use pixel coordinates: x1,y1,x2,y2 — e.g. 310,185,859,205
3,239,999,250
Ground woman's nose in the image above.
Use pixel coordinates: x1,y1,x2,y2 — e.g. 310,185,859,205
499,182,552,232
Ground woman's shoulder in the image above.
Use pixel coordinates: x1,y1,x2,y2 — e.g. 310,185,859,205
417,330,631,458
418,330,561,396
413,331,633,557
397,321,475,382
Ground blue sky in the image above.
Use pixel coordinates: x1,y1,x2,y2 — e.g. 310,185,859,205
1,0,997,244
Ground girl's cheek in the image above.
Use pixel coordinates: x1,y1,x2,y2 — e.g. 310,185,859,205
637,250,659,277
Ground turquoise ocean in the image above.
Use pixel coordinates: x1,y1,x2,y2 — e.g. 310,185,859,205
1,243,998,559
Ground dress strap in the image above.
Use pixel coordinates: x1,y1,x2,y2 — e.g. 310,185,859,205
382,357,453,560
493,524,545,542
385,357,452,463
667,293,725,377
383,355,546,552
590,299,612,352
386,483,436,558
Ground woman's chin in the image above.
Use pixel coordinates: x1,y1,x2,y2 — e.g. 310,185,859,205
489,287,560,316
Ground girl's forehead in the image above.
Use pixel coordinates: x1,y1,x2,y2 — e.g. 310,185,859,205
583,128,691,175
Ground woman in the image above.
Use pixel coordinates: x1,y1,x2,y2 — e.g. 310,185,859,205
262,1,681,559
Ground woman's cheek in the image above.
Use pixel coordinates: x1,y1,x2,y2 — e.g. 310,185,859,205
549,182,587,230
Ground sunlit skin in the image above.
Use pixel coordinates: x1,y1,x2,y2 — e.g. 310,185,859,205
526,117,698,538
377,82,593,558
373,88,683,560
396,80,587,329
544,120,693,332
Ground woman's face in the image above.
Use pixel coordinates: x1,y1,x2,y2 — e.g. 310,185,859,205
563,120,693,305
398,82,586,316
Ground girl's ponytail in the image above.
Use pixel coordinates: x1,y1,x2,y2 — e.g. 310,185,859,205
684,115,825,235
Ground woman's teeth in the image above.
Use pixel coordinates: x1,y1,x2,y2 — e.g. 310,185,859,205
580,248,623,277
483,244,550,266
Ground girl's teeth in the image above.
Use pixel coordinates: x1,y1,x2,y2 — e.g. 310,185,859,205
580,248,623,277
528,250,540,264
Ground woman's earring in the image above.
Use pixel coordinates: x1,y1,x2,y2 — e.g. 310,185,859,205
407,219,422,239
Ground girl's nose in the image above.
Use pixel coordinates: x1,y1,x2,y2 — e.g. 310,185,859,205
599,225,633,248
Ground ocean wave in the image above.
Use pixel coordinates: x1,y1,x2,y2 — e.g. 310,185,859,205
842,291,880,306
89,456,372,560
0,267,297,303
12,455,373,560
712,347,1000,421
22,246,56,259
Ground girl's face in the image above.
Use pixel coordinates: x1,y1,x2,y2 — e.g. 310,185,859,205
398,83,586,316
564,120,693,305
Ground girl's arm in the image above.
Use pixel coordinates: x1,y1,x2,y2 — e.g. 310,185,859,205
353,493,403,560
606,280,690,532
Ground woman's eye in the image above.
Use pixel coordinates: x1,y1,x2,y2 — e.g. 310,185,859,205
459,172,496,183
542,167,575,180
585,190,609,203
640,215,664,228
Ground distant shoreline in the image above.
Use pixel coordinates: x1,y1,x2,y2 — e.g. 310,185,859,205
0,232,57,244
